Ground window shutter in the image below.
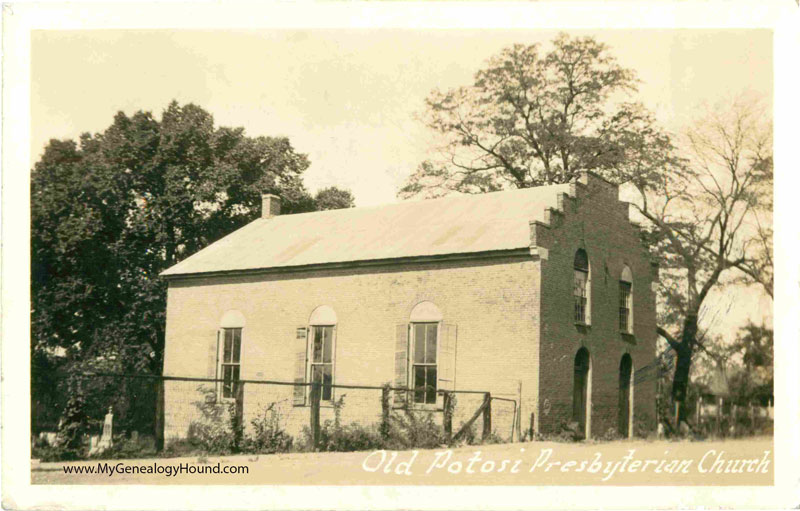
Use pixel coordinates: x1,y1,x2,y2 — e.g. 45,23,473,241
293,327,308,406
438,324,457,392
208,330,221,400
329,326,337,402
394,324,409,407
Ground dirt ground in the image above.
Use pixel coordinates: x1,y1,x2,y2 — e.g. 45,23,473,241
32,436,773,485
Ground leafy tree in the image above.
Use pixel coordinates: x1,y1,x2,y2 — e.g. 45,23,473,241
31,101,351,382
401,33,773,432
314,186,355,211
626,96,773,424
400,33,674,197
692,323,773,406
729,323,774,405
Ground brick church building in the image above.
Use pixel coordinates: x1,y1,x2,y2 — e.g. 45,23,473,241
161,172,658,441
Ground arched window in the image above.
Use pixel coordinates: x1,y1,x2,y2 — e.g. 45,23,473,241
619,265,633,333
219,310,245,400
573,249,590,324
409,301,442,404
308,306,337,401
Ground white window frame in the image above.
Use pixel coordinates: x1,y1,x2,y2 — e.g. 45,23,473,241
218,327,243,402
619,265,634,334
619,281,633,333
306,324,336,402
573,250,591,325
410,321,440,406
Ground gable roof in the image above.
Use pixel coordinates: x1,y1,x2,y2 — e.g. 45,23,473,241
161,183,572,277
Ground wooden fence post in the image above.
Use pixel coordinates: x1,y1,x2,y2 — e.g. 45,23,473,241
716,397,723,436
698,396,703,423
452,395,489,443
310,383,321,449
482,393,492,440
529,412,535,441
380,386,391,440
731,404,738,437
442,391,453,441
233,381,245,452
516,381,523,442
154,377,165,452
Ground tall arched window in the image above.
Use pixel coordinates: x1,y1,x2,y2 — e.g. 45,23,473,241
308,306,337,401
573,249,590,324
619,265,633,333
409,301,442,405
219,310,245,400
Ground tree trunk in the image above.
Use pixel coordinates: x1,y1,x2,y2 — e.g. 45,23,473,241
149,323,165,375
671,314,698,426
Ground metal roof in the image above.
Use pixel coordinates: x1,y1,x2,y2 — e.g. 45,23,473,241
161,183,572,277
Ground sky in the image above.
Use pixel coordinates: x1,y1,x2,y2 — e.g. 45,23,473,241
31,28,773,337
32,29,772,206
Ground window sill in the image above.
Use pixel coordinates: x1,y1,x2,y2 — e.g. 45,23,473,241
293,402,337,408
620,333,637,345
392,405,443,412
574,322,591,333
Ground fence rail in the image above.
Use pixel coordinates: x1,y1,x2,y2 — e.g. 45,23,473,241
693,396,774,438
33,372,516,454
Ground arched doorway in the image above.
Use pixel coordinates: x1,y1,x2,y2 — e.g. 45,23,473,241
619,354,633,438
573,347,591,439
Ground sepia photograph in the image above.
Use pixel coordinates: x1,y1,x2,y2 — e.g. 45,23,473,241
2,2,798,510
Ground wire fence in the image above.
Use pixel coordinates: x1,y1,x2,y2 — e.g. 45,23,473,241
32,372,521,455
691,398,773,438
31,346,772,457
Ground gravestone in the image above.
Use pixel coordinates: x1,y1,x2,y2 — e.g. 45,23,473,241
90,407,114,455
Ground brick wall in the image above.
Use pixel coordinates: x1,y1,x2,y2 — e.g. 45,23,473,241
163,255,541,441
163,172,658,444
533,173,658,438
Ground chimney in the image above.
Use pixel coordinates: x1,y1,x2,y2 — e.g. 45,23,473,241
261,194,281,218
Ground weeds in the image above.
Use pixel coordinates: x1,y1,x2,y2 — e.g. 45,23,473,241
300,395,447,453
186,386,237,455
243,402,293,454
36,385,510,461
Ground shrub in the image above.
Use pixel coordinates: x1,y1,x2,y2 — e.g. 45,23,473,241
535,420,583,442
187,386,236,455
56,382,93,459
453,420,478,446
599,427,622,442
185,390,296,456
32,438,81,462
301,395,384,452
384,408,446,450
481,431,505,445
243,403,293,454
300,395,446,453
314,422,384,452
33,383,100,461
